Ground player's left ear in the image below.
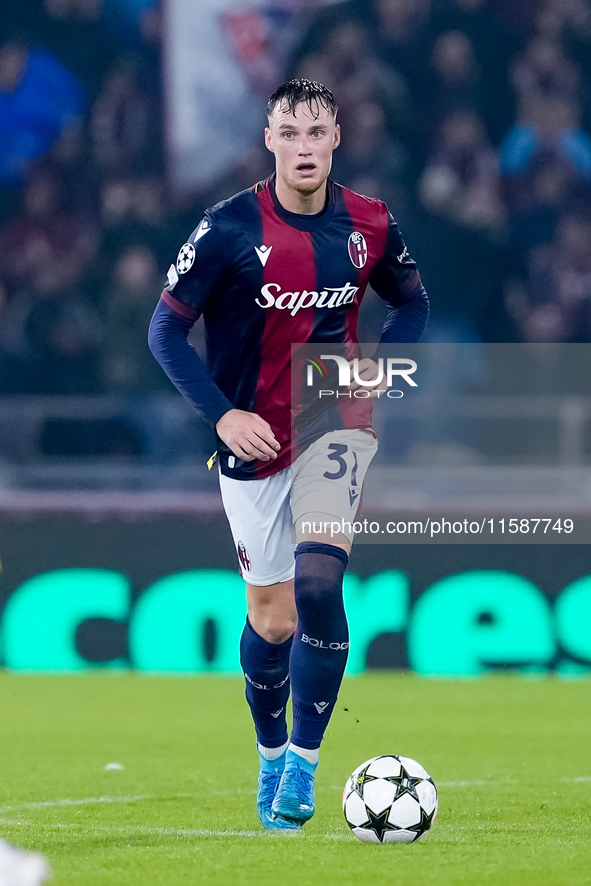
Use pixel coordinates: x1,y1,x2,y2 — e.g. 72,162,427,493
332,123,341,150
264,127,274,153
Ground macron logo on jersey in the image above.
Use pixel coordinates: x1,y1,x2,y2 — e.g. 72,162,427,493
255,282,359,317
193,218,211,243
254,244,272,266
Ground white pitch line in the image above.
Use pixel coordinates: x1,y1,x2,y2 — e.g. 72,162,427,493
0,823,264,838
0,778,528,819
0,796,148,814
0,797,329,840
0,822,313,839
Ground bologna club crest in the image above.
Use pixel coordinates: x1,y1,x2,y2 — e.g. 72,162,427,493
237,540,251,574
348,232,368,268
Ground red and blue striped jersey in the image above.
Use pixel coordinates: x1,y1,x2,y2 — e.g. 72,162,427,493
154,176,428,480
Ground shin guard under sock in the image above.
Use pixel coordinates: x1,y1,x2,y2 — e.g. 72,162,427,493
239,619,292,749
290,542,349,750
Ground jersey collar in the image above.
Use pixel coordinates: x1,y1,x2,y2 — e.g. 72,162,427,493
265,174,336,231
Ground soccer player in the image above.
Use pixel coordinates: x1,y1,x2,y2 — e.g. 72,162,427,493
149,79,428,830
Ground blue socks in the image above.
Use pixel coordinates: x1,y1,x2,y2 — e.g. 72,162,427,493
239,618,292,749
240,543,350,755
290,542,349,750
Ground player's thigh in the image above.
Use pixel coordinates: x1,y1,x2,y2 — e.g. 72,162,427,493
291,429,378,546
218,466,295,585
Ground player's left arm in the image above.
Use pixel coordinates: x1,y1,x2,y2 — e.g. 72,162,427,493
350,212,429,393
370,211,429,345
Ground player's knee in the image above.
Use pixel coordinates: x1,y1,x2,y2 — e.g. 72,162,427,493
249,607,297,644
269,625,297,645
260,615,297,645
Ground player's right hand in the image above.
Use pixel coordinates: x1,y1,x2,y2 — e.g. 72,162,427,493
215,409,280,462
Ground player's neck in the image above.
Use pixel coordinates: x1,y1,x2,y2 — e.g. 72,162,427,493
274,177,327,215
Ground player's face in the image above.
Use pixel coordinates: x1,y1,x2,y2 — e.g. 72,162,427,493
265,101,340,199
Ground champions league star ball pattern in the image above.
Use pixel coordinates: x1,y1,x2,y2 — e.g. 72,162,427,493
343,755,438,843
176,242,196,274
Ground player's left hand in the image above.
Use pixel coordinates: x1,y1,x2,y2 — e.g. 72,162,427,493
347,358,388,397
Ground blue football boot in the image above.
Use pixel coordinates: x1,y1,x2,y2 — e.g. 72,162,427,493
257,749,301,830
271,749,317,824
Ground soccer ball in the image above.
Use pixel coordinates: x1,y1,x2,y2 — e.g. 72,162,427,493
342,755,438,844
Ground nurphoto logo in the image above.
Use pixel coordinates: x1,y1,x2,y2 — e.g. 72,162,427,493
305,354,418,399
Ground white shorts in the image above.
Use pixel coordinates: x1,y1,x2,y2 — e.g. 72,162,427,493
218,429,378,586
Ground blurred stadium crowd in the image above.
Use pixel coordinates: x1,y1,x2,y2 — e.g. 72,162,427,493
1,0,591,404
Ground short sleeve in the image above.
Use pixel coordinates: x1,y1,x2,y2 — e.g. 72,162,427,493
160,212,228,321
369,212,424,307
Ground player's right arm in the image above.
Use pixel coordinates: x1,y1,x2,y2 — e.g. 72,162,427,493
215,409,279,462
148,215,279,462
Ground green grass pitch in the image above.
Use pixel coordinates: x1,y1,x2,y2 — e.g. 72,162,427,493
1,672,590,886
